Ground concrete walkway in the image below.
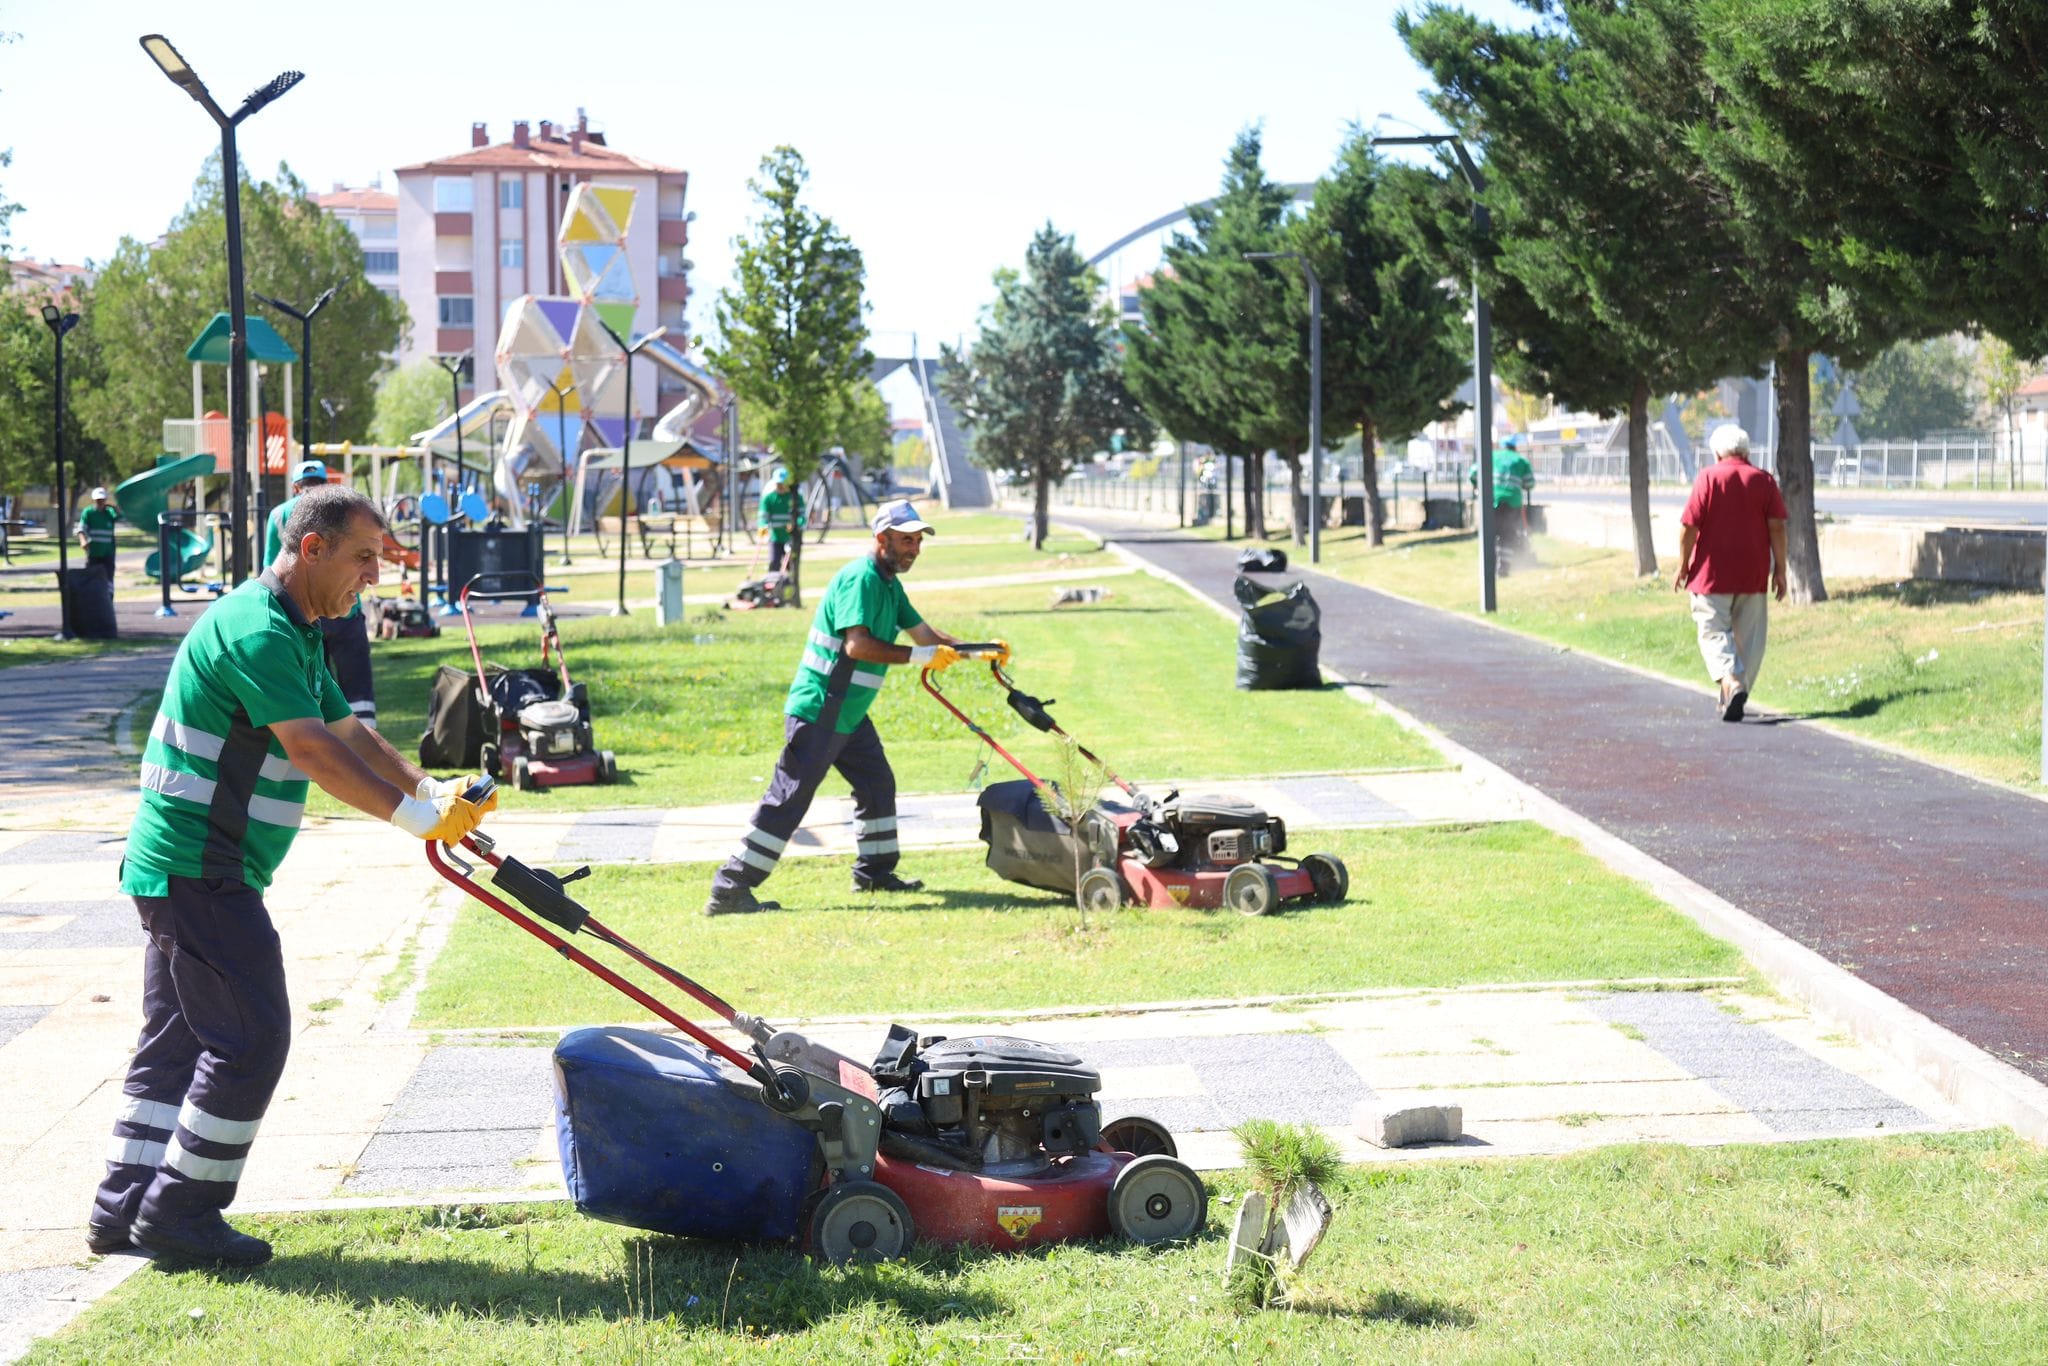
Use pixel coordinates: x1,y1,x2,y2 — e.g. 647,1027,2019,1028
1072,517,2048,1087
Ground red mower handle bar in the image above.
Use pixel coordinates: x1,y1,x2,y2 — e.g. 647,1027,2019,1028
424,835,765,1082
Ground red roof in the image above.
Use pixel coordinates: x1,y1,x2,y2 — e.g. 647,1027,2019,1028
313,187,397,212
2016,373,2048,398
398,130,682,177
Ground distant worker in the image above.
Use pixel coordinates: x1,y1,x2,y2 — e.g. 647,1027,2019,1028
89,484,495,1266
758,467,806,574
1674,423,1787,723
77,487,119,587
266,461,378,729
704,500,992,915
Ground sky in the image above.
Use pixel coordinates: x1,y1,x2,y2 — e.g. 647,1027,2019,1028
0,0,1529,360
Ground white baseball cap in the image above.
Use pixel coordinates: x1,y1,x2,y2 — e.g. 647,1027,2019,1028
89,487,108,500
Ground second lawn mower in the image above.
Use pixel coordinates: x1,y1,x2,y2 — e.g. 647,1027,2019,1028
928,650,1349,915
458,573,616,792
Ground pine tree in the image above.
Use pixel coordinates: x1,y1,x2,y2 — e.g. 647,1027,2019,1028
940,225,1148,551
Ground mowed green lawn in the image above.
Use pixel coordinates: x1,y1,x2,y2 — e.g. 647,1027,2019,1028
1283,524,2048,787
414,823,1739,1027
34,1132,2048,1363
345,565,1438,815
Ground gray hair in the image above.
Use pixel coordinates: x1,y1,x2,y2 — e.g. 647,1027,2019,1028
280,484,386,558
1708,423,1751,458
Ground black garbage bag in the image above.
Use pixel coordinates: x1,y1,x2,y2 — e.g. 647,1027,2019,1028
1234,574,1322,690
63,567,119,640
1236,546,1289,573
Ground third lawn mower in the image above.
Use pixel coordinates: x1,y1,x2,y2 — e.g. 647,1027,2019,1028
927,650,1349,916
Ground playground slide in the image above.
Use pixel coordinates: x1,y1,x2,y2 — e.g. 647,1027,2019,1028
116,453,216,581
409,390,513,457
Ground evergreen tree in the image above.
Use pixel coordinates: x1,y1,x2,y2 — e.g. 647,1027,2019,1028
707,146,870,603
1400,4,1765,577
1124,130,1301,540
940,225,1149,550
1853,337,1975,441
1296,132,1468,546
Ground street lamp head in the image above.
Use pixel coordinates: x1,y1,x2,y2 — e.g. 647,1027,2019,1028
139,34,205,98
312,285,339,312
39,303,59,327
39,304,79,336
237,69,305,122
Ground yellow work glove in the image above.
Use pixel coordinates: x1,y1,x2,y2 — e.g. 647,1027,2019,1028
391,777,498,843
909,644,962,671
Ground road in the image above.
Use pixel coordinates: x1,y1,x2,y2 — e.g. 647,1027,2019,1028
1539,485,2048,527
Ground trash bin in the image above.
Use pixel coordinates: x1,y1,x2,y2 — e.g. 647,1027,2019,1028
64,566,118,641
655,558,685,626
1234,574,1321,690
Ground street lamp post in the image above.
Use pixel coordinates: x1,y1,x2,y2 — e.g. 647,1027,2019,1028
1244,251,1323,563
543,375,576,566
1371,130,1496,612
139,35,304,586
39,304,80,640
595,321,669,616
432,352,471,493
255,286,338,455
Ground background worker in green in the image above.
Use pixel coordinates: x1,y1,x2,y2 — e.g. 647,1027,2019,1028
706,499,997,915
758,466,805,573
266,460,378,729
90,484,496,1268
76,486,118,587
1469,436,1537,552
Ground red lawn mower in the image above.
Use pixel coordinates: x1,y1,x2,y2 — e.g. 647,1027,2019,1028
427,813,1204,1264
458,574,616,792
927,650,1349,916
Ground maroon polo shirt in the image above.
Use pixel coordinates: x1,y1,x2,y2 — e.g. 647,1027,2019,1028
1681,457,1787,594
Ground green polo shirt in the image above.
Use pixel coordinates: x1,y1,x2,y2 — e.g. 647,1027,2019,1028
266,495,362,619
78,505,118,562
121,571,352,897
785,554,923,734
758,489,805,544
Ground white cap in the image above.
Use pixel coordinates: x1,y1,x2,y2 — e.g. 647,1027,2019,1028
89,487,108,500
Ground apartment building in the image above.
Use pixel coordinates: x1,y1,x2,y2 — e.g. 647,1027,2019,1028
393,111,692,411
311,184,401,301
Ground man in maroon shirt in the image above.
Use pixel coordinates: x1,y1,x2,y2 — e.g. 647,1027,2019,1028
1674,424,1788,722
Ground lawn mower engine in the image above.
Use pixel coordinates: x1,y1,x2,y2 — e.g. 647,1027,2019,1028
482,672,615,792
871,1028,1104,1167
1090,793,1349,917
729,571,795,610
373,595,440,640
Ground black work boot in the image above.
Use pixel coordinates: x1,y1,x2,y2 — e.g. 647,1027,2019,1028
852,871,925,894
86,1219,133,1255
703,885,780,916
131,1213,273,1267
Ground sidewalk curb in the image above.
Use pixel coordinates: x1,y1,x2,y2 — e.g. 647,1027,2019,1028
1110,535,2048,1146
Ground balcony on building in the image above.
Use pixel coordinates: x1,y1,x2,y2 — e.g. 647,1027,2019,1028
658,217,689,246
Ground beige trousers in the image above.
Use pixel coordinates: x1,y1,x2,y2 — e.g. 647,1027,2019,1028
1690,592,1769,689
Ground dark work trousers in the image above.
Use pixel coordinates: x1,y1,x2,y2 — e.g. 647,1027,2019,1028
320,613,377,728
86,558,115,588
92,875,291,1232
711,714,900,894
767,538,789,574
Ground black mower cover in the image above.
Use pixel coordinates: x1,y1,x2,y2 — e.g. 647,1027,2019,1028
977,779,1089,894
1234,574,1323,690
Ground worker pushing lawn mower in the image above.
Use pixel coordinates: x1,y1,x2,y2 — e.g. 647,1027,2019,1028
930,658,1350,915
728,466,804,610
705,498,999,915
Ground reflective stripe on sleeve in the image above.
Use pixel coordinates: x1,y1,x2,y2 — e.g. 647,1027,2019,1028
809,629,842,654
258,752,308,784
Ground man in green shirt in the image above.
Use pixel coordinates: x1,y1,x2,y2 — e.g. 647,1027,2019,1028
706,499,987,915
90,484,496,1268
266,461,378,728
76,486,118,586
758,466,805,573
